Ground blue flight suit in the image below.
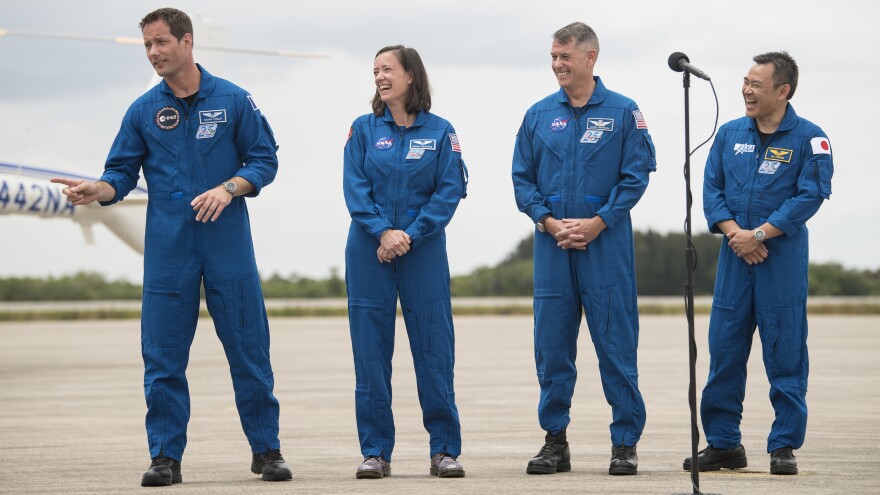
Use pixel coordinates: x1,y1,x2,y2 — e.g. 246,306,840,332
99,65,281,461
702,103,833,452
343,108,468,461
512,78,655,447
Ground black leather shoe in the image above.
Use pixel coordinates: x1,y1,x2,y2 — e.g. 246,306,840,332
609,445,638,475
770,447,798,475
251,450,293,481
526,430,571,474
141,456,182,487
683,444,747,471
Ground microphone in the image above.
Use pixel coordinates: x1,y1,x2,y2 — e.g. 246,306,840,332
668,52,711,81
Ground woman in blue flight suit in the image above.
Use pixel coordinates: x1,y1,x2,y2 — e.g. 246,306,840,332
343,45,469,479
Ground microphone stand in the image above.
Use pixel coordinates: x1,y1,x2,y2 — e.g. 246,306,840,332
673,71,719,495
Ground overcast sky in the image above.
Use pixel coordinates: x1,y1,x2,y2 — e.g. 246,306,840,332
1,0,876,283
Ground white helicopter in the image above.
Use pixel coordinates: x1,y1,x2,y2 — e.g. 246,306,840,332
0,20,325,256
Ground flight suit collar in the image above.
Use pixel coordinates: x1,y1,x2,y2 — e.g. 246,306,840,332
554,76,608,108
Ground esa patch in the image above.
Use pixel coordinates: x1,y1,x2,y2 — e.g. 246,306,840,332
758,160,781,174
410,139,436,150
764,147,792,163
406,149,425,160
374,137,395,151
199,109,227,124
196,124,218,139
246,95,259,111
587,118,614,132
550,117,569,132
580,130,604,143
155,106,180,130
811,137,831,155
734,143,755,155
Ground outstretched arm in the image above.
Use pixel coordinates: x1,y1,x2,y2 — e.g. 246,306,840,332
50,178,116,206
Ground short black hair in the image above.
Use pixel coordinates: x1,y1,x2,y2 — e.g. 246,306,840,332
753,51,799,100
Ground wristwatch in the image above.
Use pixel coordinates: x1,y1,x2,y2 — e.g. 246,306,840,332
222,181,237,196
536,214,551,233
753,228,766,242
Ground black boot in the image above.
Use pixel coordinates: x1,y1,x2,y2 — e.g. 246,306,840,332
526,430,571,474
770,447,798,475
141,456,182,487
609,445,638,475
683,444,747,471
251,450,293,481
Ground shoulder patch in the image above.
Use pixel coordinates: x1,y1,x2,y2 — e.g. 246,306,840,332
810,137,831,155
632,110,648,130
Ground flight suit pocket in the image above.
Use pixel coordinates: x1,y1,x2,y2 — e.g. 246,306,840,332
815,159,833,199
458,159,469,198
642,134,657,172
534,289,566,351
763,305,804,377
142,285,183,349
349,298,386,360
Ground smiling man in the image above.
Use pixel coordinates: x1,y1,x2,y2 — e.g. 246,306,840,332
512,22,656,477
684,51,833,476
52,7,291,487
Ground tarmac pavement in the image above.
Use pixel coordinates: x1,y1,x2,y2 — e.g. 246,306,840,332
1,315,878,494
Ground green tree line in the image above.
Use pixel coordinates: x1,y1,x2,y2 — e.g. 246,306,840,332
2,231,879,300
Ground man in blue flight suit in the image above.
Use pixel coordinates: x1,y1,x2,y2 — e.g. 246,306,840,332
52,7,291,487
683,51,833,476
512,22,656,476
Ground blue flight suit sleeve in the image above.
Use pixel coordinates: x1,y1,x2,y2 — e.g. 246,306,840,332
703,130,734,233
512,114,552,223
99,107,145,206
766,134,833,237
404,126,468,246
343,120,394,239
232,93,278,197
595,107,656,229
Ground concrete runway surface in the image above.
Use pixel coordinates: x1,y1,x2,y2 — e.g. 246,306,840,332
1,315,878,494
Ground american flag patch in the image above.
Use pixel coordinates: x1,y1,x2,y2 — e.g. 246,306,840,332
449,133,462,153
632,110,648,130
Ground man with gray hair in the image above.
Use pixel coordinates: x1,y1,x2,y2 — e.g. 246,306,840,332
512,21,656,476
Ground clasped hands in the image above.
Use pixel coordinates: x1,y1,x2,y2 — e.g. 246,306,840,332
377,229,412,263
546,216,606,250
726,229,769,265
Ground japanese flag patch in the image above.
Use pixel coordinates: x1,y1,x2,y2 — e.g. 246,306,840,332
810,137,831,155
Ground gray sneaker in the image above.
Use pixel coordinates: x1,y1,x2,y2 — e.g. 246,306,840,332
356,456,391,479
430,453,465,478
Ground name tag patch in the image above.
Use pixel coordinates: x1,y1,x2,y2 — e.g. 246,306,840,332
765,147,793,163
758,160,781,174
196,124,218,139
410,139,436,150
580,130,604,143
587,118,614,132
199,109,227,124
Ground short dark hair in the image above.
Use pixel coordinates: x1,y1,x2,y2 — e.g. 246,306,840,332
139,8,193,42
553,22,599,54
753,50,799,100
371,45,432,117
